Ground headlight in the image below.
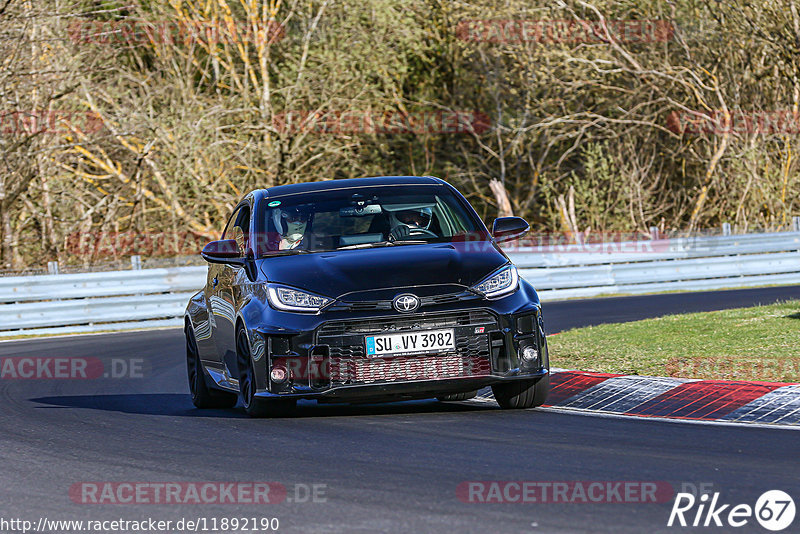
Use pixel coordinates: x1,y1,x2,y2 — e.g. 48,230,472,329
266,285,332,313
472,264,519,298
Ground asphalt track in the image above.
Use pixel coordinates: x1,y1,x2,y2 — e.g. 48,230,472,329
1,286,799,533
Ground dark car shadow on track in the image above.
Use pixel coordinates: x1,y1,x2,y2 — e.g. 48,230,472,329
30,394,249,418
273,399,498,418
30,393,499,419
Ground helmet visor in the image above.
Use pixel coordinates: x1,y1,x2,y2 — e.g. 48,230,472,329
396,209,431,227
281,208,310,223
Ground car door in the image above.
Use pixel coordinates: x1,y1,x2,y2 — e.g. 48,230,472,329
213,203,252,373
206,204,245,365
202,212,235,366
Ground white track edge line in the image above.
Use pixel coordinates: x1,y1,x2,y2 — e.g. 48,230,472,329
536,405,800,431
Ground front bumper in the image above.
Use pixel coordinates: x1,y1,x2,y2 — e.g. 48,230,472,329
254,372,548,403
248,302,549,402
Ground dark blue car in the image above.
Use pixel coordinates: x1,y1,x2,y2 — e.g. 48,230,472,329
185,176,549,416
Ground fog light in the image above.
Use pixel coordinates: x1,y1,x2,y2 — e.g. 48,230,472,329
270,366,288,383
521,345,538,363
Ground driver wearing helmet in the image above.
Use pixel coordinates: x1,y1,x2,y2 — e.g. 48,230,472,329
272,206,310,250
388,206,433,240
396,207,432,230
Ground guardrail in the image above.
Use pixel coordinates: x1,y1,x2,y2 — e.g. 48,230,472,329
0,229,799,337
0,267,207,337
519,231,800,301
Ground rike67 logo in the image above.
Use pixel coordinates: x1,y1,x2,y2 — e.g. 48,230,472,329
668,490,795,531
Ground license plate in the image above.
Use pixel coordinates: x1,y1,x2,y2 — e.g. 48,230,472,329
365,329,455,357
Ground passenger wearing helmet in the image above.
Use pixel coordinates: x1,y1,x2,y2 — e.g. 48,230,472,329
387,206,434,240
272,206,310,250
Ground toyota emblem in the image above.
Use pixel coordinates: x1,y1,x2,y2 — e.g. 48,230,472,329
392,294,420,313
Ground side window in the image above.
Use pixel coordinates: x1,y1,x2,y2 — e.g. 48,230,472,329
222,204,251,255
234,206,251,244
221,207,240,240
222,206,250,239
437,196,468,235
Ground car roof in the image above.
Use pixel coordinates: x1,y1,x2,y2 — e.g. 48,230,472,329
259,176,444,199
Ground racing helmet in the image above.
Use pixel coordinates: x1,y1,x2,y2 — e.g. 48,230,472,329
390,206,433,230
272,205,311,236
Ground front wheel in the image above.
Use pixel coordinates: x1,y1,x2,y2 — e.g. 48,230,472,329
492,375,550,409
236,327,296,418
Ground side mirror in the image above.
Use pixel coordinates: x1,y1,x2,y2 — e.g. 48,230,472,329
201,239,245,264
491,217,530,243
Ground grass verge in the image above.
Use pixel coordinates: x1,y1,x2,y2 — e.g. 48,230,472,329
547,300,800,382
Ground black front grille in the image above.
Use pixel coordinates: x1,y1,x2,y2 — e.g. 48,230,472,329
317,310,497,385
335,301,393,312
318,309,496,337
332,291,480,312
420,294,463,306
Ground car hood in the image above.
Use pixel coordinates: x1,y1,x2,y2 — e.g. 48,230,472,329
257,242,508,298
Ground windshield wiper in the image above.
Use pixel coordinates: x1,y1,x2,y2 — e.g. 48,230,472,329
389,240,428,246
336,240,428,250
260,249,312,257
336,241,393,250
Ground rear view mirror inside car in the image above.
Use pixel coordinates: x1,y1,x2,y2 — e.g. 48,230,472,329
340,204,382,217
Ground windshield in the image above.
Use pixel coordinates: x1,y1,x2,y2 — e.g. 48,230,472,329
255,185,487,256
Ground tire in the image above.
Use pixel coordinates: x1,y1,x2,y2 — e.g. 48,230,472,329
236,326,296,418
437,390,478,402
186,324,237,409
492,375,550,409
